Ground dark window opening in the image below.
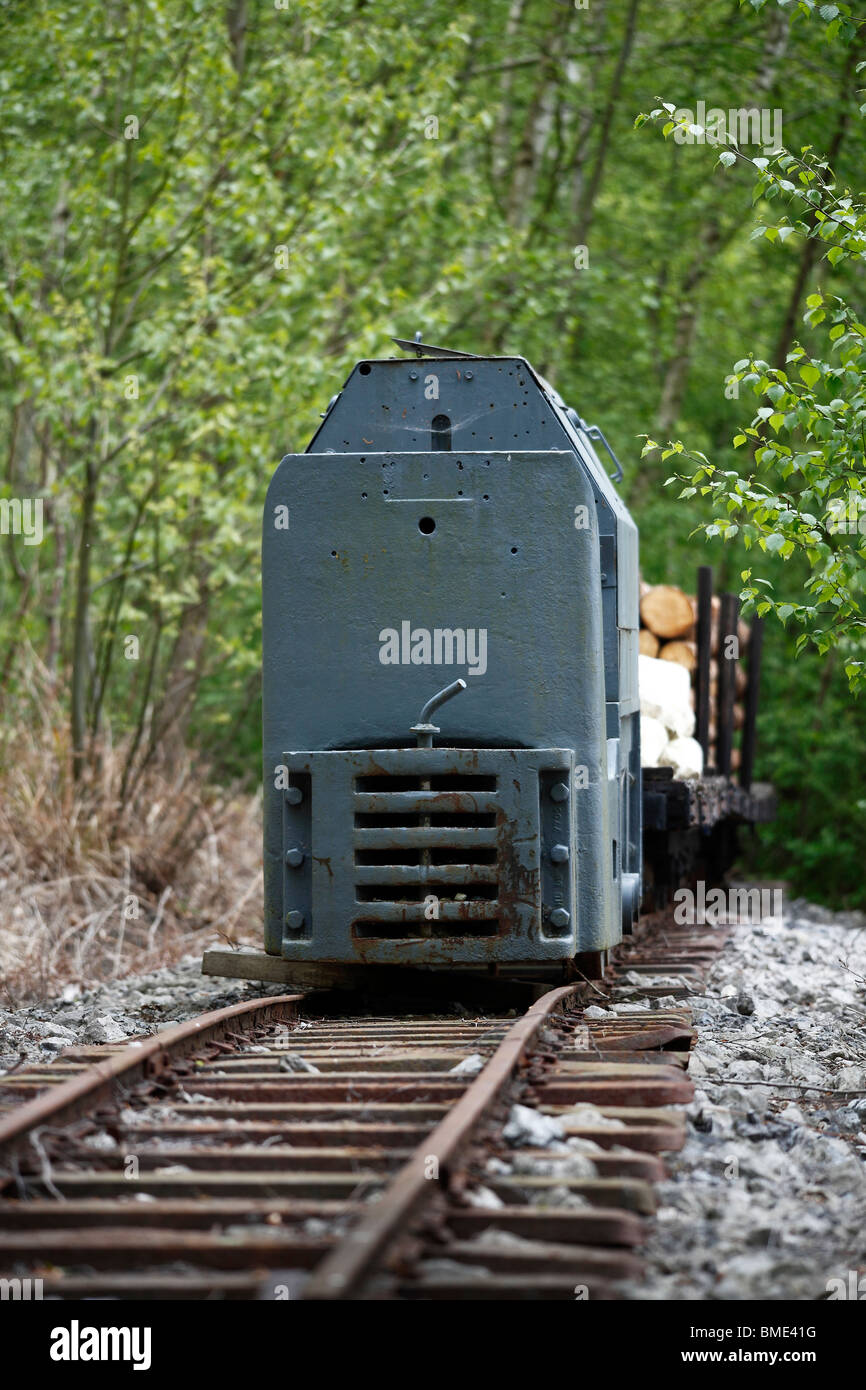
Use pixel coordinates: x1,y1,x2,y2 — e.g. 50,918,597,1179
432,414,451,450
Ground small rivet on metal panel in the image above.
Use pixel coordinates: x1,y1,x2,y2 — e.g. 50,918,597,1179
550,844,569,864
285,848,305,868
285,910,305,930
465,371,474,380
285,787,303,805
550,782,570,803
409,371,419,381
550,908,570,927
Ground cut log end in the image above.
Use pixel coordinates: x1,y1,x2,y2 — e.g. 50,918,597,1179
638,629,660,658
659,639,697,672
640,584,694,640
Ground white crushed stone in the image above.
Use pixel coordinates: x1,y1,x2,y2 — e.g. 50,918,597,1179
303,1217,338,1237
40,1035,76,1051
466,1227,540,1251
449,1052,485,1076
463,1185,505,1210
485,1156,513,1175
621,900,866,1300
564,1135,605,1154
503,1104,566,1148
277,1053,320,1073
622,972,688,990
85,1014,129,1044
79,1131,119,1153
560,1103,627,1130
531,1185,589,1209
510,1150,598,1179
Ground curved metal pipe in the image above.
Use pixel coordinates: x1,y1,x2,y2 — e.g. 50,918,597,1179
410,679,468,748
418,678,467,725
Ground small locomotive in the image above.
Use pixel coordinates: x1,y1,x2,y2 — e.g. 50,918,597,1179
259,344,643,979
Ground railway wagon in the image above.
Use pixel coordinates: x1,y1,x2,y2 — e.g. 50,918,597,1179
205,343,773,990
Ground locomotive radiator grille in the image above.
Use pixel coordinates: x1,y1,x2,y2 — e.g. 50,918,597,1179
353,772,501,938
281,747,576,964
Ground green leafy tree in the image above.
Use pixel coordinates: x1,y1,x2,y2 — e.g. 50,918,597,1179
636,4,866,690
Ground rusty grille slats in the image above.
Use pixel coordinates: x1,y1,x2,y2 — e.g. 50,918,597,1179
354,863,499,885
283,747,574,962
352,902,500,923
353,825,498,848
354,793,500,816
354,763,504,939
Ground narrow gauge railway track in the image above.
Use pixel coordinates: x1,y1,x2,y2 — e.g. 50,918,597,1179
0,920,726,1300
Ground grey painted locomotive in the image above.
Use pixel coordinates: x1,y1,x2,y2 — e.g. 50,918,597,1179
261,348,642,976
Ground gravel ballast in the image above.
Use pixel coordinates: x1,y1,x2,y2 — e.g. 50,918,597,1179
0,954,286,1076
621,900,866,1300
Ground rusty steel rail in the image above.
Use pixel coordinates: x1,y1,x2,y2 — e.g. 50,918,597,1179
0,913,730,1299
303,985,578,1300
0,1002,519,1298
305,918,730,1300
0,994,303,1163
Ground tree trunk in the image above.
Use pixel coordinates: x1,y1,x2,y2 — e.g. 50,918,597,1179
572,0,640,249
651,5,791,438
151,597,211,765
654,218,722,436
71,454,97,779
773,31,864,368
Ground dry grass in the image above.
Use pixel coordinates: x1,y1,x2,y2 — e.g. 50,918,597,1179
0,659,262,1006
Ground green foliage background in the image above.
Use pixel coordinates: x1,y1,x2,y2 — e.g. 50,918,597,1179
1,0,864,905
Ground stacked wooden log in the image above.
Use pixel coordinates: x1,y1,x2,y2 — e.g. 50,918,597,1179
638,581,749,777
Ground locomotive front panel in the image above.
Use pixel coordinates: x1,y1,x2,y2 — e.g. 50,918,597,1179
262,442,614,968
